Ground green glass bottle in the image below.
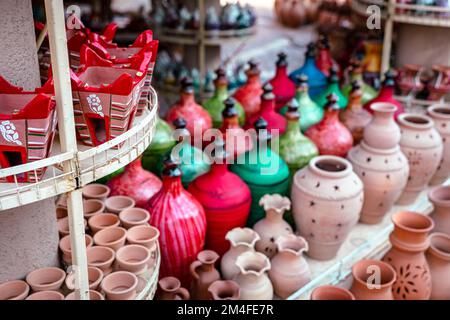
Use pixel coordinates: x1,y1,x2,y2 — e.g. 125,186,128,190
342,59,377,105
230,118,290,227
280,74,323,132
203,67,246,128
314,66,348,109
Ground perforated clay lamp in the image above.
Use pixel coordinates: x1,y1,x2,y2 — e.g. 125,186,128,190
268,52,296,111
314,66,348,109
342,58,377,105
233,60,264,119
203,67,245,128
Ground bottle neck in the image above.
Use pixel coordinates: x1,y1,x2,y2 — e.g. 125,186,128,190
210,162,228,176
221,116,240,130
247,74,260,86
214,83,228,98
286,117,301,133
162,176,183,196
380,85,394,97
275,66,288,79
347,94,363,111
180,92,195,105
260,98,275,113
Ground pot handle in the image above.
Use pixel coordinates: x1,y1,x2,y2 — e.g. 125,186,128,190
176,287,190,300
190,260,202,280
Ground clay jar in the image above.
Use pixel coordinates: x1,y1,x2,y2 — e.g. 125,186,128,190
116,244,151,274
82,183,111,201
427,104,450,185
26,267,66,292
291,155,364,260
348,141,409,224
253,194,293,258
87,246,116,275
363,103,401,149
221,227,260,280
190,250,221,300
350,259,396,300
426,233,450,299
208,280,240,300
88,213,120,234
428,185,450,236
158,277,190,300
269,234,311,299
382,211,434,300
0,280,30,300
311,285,355,300
93,227,127,251
234,251,273,300
397,114,443,205
119,208,150,229
83,199,105,218
101,271,138,300
104,196,135,214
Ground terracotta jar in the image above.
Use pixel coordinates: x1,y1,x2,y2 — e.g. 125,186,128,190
314,67,348,109
116,244,151,274
188,139,251,257
26,291,65,300
101,271,138,300
311,285,355,300
428,185,450,236
158,276,190,300
82,183,111,201
93,227,127,251
350,259,396,300
87,246,116,275
291,155,364,260
269,234,311,299
104,196,135,214
145,160,206,286
363,103,400,150
166,77,212,137
397,113,443,205
234,251,273,300
88,213,120,234
426,233,450,300
190,250,221,300
253,194,293,258
339,81,372,145
119,208,150,229
26,267,66,292
233,60,263,119
305,94,353,157
221,227,260,280
348,141,409,224
107,157,162,208
208,280,240,300
0,280,30,300
382,211,434,300
268,52,296,111
427,104,450,185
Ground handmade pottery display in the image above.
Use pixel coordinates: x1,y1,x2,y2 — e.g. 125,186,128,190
310,285,355,300
203,68,245,127
86,246,116,275
428,65,450,101
82,184,111,201
315,35,340,77
234,251,273,300
0,280,30,300
26,267,66,292
305,94,353,157
101,271,138,300
428,185,450,236
221,227,260,280
146,160,206,286
427,104,450,185
342,58,377,105
93,227,127,251
233,60,263,119
107,158,162,208
291,155,364,260
339,81,372,145
314,67,348,109
104,196,135,214
208,280,240,300
363,103,401,150
190,250,221,300
188,139,251,256
253,194,293,258
397,113,443,205
158,276,190,300
119,208,151,229
231,118,290,226
350,259,396,300
88,213,120,234
166,77,212,137
382,211,434,300
269,234,311,299
268,52,296,110
426,233,450,300
83,199,105,218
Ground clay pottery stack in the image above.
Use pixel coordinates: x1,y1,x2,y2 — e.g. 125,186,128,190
382,211,434,300
269,234,311,299
348,103,409,224
350,259,396,300
101,271,138,300
158,276,190,300
86,246,116,275
59,234,93,265
428,185,450,236
116,244,151,274
253,194,293,258
221,227,260,280
82,183,110,201
190,250,221,300
208,280,240,300
104,196,135,214
93,227,127,251
426,233,450,299
291,155,364,260
26,267,66,292
311,285,355,300
0,280,30,300
268,52,296,110
119,208,150,229
233,60,263,119
396,113,443,205
83,199,105,218
65,266,103,291
26,291,65,300
234,251,273,300
88,213,120,234
427,104,450,185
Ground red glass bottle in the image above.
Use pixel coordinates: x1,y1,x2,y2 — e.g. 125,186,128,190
188,139,251,257
316,35,341,78
146,159,206,286
306,93,353,157
269,52,296,111
107,157,162,208
233,60,264,119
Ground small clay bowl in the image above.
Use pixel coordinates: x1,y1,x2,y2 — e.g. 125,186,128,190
56,207,68,219
82,184,111,201
93,227,127,251
57,217,88,237
126,225,160,250
88,213,120,234
119,208,150,229
101,271,138,300
26,267,66,292
65,290,104,300
0,280,30,300
83,199,105,218
116,245,151,274
59,234,94,264
65,266,104,291
26,291,65,300
105,196,135,214
87,246,116,275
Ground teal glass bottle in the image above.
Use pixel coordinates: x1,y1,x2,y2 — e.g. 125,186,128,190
314,66,348,109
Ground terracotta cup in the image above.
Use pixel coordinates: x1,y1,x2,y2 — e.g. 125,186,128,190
88,213,120,234
26,267,66,292
119,208,151,229
56,207,68,219
208,280,240,300
59,234,94,264
83,199,105,218
158,276,190,300
65,266,103,291
58,216,87,237
65,290,105,300
105,196,135,214
26,291,65,300
116,244,151,274
0,280,30,300
93,227,127,251
428,185,450,236
101,271,138,300
310,285,355,300
82,183,111,201
126,225,160,250
87,246,116,275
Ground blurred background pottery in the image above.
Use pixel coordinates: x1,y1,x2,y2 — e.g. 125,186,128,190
233,60,263,119
427,104,450,185
268,52,296,111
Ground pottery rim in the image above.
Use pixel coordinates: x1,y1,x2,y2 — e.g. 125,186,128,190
0,280,30,300
126,225,160,248
208,280,240,300
427,103,450,120
86,246,116,268
275,234,309,256
116,244,151,271
25,291,65,300
26,267,66,292
308,155,353,179
225,227,260,248
65,290,104,300
235,251,271,277
397,113,434,131
59,234,93,256
93,226,127,248
158,276,181,293
428,232,450,261
258,194,291,214
428,185,450,208
105,195,135,213
197,250,220,265
352,259,396,290
370,102,397,115
83,199,105,217
311,285,355,300
82,184,111,200
101,271,138,299
119,208,151,228
392,211,434,235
